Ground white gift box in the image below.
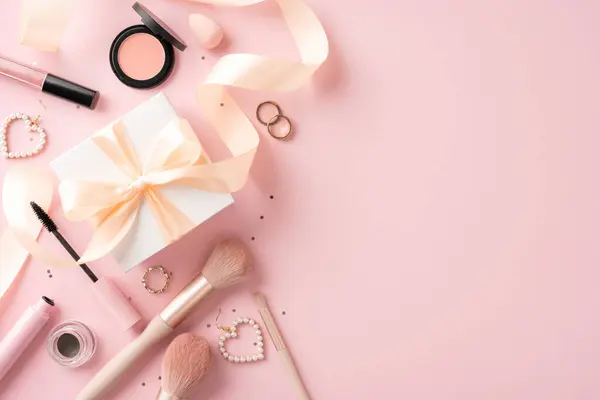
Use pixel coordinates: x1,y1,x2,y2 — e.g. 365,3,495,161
50,93,234,271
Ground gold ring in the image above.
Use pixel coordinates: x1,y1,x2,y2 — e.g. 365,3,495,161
267,114,292,139
256,101,282,126
142,265,170,294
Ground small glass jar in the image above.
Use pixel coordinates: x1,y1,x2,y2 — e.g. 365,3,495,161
47,320,97,367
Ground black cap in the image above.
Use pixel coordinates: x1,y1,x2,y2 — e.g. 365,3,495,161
42,74,100,110
42,296,55,306
133,2,187,51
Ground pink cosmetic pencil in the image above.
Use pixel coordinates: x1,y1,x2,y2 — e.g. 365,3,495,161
0,55,99,109
0,296,56,383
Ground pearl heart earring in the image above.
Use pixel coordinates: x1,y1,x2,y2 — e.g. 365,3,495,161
0,103,47,159
218,316,265,364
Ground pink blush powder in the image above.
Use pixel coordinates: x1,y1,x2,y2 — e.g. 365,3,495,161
117,33,165,81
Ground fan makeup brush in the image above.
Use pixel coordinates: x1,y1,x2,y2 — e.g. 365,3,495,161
30,201,141,330
76,239,251,400
157,333,212,399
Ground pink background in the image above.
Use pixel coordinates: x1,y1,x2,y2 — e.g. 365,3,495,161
1,0,600,398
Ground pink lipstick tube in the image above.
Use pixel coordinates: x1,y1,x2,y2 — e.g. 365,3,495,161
0,296,56,383
0,55,99,109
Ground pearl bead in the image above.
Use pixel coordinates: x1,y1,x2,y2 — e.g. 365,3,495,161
26,152,32,157
228,356,234,361
219,341,224,346
256,330,261,335
233,321,238,326
237,317,243,323
220,347,225,353
225,333,231,338
243,318,249,323
252,355,258,361
223,352,229,358
20,152,26,158
257,336,263,342
249,319,255,325
258,347,264,353
253,324,259,329
258,354,264,360
220,336,225,341
240,357,246,363
234,357,240,363
231,332,238,338
258,342,264,348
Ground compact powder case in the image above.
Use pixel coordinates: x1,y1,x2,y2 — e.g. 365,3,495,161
110,2,187,89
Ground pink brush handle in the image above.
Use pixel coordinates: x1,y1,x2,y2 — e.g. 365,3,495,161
76,316,173,400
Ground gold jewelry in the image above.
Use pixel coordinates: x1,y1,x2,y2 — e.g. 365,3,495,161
256,101,282,126
267,114,292,139
142,265,170,294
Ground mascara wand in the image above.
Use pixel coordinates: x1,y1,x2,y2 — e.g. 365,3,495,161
30,201,98,282
30,201,141,330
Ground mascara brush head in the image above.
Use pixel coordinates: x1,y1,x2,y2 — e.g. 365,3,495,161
30,201,57,233
202,239,251,289
160,334,211,399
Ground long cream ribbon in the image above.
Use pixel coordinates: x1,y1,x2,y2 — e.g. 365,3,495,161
20,0,74,51
2,0,328,272
0,166,54,304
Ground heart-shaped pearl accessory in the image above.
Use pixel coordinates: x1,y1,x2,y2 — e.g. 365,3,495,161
219,317,265,364
0,112,47,159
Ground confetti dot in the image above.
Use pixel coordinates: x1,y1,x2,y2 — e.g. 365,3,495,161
260,216,264,220
251,237,255,241
220,103,224,107
48,274,53,278
201,56,206,60
47,270,51,273
232,309,236,312
253,342,257,346
128,297,132,301
170,272,173,276
270,195,274,199
158,376,161,380
207,324,211,328
282,311,286,315
76,105,81,109
141,382,145,387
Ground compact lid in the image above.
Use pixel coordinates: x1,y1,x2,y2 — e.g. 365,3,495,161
133,2,187,51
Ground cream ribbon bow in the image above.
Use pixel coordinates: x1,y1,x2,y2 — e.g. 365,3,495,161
59,119,255,263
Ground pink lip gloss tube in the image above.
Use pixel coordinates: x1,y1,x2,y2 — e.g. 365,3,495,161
0,296,56,383
0,55,99,109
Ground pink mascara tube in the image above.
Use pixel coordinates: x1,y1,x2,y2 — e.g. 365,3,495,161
0,55,99,109
0,296,56,383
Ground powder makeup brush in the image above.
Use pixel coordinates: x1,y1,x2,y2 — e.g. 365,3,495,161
157,333,212,399
30,201,141,330
76,239,251,400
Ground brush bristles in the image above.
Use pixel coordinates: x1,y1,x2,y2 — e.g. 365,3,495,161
161,334,211,397
30,201,57,233
202,239,251,289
